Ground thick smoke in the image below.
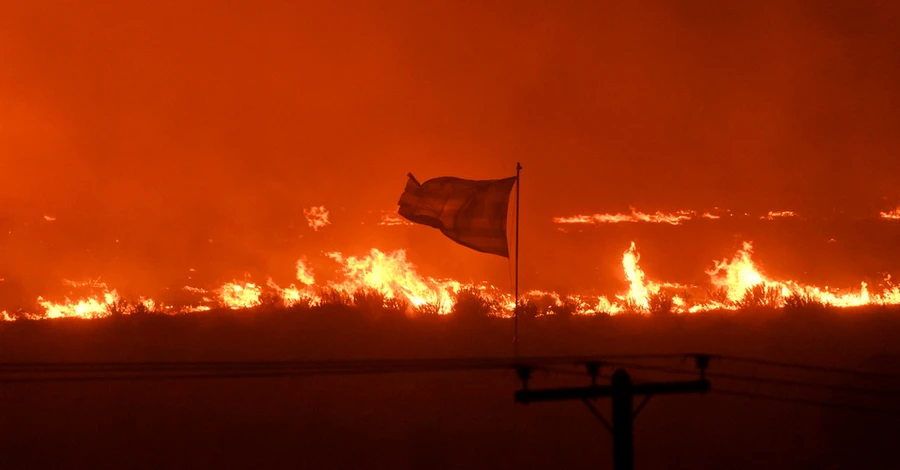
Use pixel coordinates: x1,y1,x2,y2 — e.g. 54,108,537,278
2,1,900,303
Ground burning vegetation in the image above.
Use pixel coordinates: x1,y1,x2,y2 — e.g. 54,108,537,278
5,240,900,321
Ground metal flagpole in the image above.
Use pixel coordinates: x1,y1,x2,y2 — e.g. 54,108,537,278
514,162,521,360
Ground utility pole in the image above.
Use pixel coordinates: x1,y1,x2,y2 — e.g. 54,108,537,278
515,355,711,470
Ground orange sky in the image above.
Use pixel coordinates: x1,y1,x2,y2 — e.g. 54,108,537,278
2,1,900,300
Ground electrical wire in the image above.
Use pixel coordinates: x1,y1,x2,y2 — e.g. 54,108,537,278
713,389,900,416
0,354,699,375
718,355,900,380
3,353,900,410
545,361,900,398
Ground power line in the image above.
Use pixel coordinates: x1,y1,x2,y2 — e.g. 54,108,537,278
4,354,900,404
594,361,900,397
0,363,579,384
719,355,900,380
709,371,900,397
713,389,900,416
0,354,698,375
0,368,419,384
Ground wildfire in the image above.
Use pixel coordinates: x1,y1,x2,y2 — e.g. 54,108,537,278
303,206,330,231
707,242,765,303
880,208,900,220
218,282,262,310
327,249,461,314
38,288,120,319
553,208,703,225
761,211,797,220
620,242,656,310
379,213,414,226
295,259,315,285
6,239,900,321
555,208,900,225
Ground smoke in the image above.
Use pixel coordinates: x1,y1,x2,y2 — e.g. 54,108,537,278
2,1,900,299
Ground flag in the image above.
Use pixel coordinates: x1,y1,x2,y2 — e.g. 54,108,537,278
397,173,517,257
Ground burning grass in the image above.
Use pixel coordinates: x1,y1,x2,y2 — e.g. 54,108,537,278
5,241,900,321
1,284,890,323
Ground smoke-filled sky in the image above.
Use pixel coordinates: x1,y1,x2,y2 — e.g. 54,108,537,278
3,1,900,299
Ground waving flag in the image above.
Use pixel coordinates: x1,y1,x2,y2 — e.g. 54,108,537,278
397,173,517,257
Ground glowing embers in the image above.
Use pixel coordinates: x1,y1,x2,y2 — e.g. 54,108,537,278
761,211,797,220
553,208,810,226
303,206,330,231
553,207,721,226
378,213,414,226
880,208,900,220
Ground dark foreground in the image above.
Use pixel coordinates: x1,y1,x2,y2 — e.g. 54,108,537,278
2,306,899,470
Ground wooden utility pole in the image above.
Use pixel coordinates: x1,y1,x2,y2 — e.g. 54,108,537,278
515,356,711,470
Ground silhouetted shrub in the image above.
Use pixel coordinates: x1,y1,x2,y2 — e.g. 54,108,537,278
6,308,33,321
129,303,148,316
416,301,443,317
129,302,155,316
382,296,410,318
517,300,539,320
318,288,352,307
783,292,826,311
452,287,494,319
739,284,782,309
549,298,578,317
706,286,731,305
649,292,674,316
529,294,560,316
619,298,644,315
285,297,314,312
258,291,283,310
676,289,693,304
106,299,129,317
352,288,387,314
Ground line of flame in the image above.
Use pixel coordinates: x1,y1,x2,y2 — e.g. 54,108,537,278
7,240,900,321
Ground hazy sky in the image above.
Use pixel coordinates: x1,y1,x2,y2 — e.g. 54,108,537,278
2,1,900,297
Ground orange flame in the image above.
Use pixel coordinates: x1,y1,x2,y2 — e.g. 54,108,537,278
303,206,330,231
761,211,798,220
880,208,900,220
553,207,726,226
295,259,315,285
620,242,655,309
8,238,900,321
706,242,765,303
553,208,818,225
554,208,696,225
378,213,414,226
327,249,461,314
38,289,119,319
218,282,262,309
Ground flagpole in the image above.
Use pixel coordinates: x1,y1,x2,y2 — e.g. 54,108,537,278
514,162,521,360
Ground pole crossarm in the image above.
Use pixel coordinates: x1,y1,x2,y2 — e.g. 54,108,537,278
513,368,711,470
515,379,710,404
